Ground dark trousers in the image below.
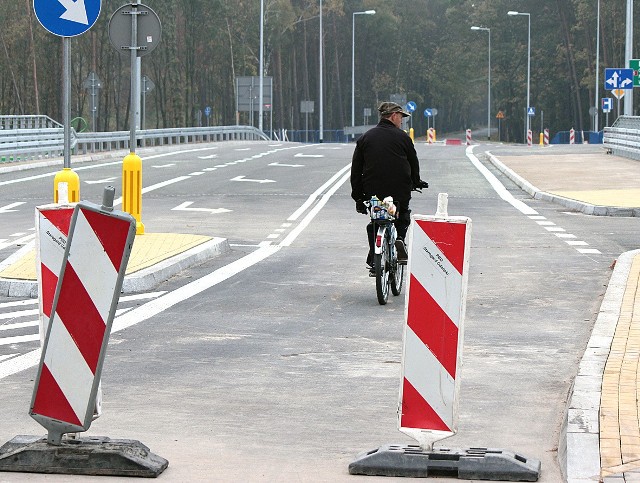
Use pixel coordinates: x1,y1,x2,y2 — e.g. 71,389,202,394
366,200,410,265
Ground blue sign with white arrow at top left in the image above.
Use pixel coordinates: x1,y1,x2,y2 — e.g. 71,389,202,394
34,0,101,37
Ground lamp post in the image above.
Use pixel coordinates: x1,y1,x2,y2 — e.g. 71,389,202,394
624,0,633,116
319,0,323,142
471,26,491,141
508,11,531,144
352,10,376,139
259,0,264,133
594,0,600,132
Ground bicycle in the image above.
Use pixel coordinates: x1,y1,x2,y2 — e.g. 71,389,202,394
367,197,405,305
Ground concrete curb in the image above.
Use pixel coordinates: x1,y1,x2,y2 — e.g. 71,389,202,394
559,249,640,482
0,237,230,298
485,151,640,217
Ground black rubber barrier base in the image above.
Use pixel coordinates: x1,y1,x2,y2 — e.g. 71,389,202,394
349,444,540,481
0,435,168,478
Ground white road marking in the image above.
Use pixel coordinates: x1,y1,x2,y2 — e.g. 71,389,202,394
0,163,349,380
172,202,231,215
0,202,26,213
469,147,602,256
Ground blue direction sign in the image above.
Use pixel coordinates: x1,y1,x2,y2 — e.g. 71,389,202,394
34,0,101,37
602,98,613,112
406,101,417,113
204,106,212,117
605,68,634,90
424,109,433,117
527,107,536,116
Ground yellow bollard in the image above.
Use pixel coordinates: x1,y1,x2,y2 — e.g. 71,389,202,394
539,133,544,146
53,168,80,203
433,129,437,142
122,152,145,235
409,127,415,143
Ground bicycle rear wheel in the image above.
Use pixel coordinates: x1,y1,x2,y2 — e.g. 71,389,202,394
375,234,390,305
391,260,405,296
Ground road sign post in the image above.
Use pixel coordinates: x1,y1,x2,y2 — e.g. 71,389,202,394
34,0,101,203
109,2,162,235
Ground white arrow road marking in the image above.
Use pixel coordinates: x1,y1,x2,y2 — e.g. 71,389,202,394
0,202,25,213
198,154,218,159
151,163,176,168
59,0,89,24
294,153,324,158
269,162,304,167
85,177,117,185
171,202,231,214
230,176,276,184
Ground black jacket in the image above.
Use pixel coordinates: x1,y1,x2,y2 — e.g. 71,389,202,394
350,119,421,203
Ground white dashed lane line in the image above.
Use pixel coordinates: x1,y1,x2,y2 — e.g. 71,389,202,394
527,215,601,254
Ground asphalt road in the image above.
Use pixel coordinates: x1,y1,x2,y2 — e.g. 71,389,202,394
1,141,639,482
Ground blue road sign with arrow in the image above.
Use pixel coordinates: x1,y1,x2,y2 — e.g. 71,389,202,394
604,68,634,90
406,101,417,113
424,109,433,117
34,0,101,37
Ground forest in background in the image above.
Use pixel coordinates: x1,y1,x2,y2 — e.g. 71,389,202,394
0,0,636,142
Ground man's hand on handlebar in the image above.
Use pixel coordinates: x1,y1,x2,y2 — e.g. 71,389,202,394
413,180,429,192
355,199,368,214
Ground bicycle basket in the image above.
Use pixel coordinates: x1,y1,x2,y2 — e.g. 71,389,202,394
369,198,392,220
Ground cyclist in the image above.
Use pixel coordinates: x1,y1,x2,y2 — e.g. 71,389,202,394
350,101,428,274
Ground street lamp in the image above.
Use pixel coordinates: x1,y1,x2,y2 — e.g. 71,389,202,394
508,10,531,144
319,0,323,142
352,10,376,139
471,26,491,141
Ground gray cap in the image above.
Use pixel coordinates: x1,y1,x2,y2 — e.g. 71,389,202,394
378,101,411,117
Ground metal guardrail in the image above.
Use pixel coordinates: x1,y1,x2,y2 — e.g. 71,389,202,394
0,124,269,162
0,115,62,130
604,116,640,161
74,126,269,154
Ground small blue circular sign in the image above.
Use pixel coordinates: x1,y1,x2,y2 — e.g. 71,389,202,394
406,101,417,113
34,0,101,37
424,109,432,117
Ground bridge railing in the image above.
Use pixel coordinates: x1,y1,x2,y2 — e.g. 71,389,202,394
0,122,269,162
603,116,640,161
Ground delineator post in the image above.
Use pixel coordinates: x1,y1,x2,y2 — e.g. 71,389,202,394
53,168,79,203
122,152,145,234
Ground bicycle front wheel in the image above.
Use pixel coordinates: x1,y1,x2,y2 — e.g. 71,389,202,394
375,236,390,305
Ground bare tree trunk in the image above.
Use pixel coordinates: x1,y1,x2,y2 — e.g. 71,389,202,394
1,33,23,114
226,18,237,123
25,0,40,114
557,0,583,130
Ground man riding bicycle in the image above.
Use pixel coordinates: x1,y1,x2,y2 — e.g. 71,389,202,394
350,101,428,274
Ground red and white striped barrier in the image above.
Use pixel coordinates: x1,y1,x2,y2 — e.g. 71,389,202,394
465,129,472,145
30,200,135,442
570,128,575,145
544,128,549,146
427,128,435,144
527,129,533,147
36,204,74,346
399,207,471,450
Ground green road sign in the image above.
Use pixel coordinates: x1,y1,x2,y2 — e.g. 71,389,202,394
631,59,640,87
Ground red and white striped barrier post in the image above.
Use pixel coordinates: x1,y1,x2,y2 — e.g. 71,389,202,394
31,189,136,444
398,194,471,450
544,128,550,146
36,204,74,346
465,129,472,145
427,128,435,144
349,194,541,479
570,128,575,145
527,129,533,147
